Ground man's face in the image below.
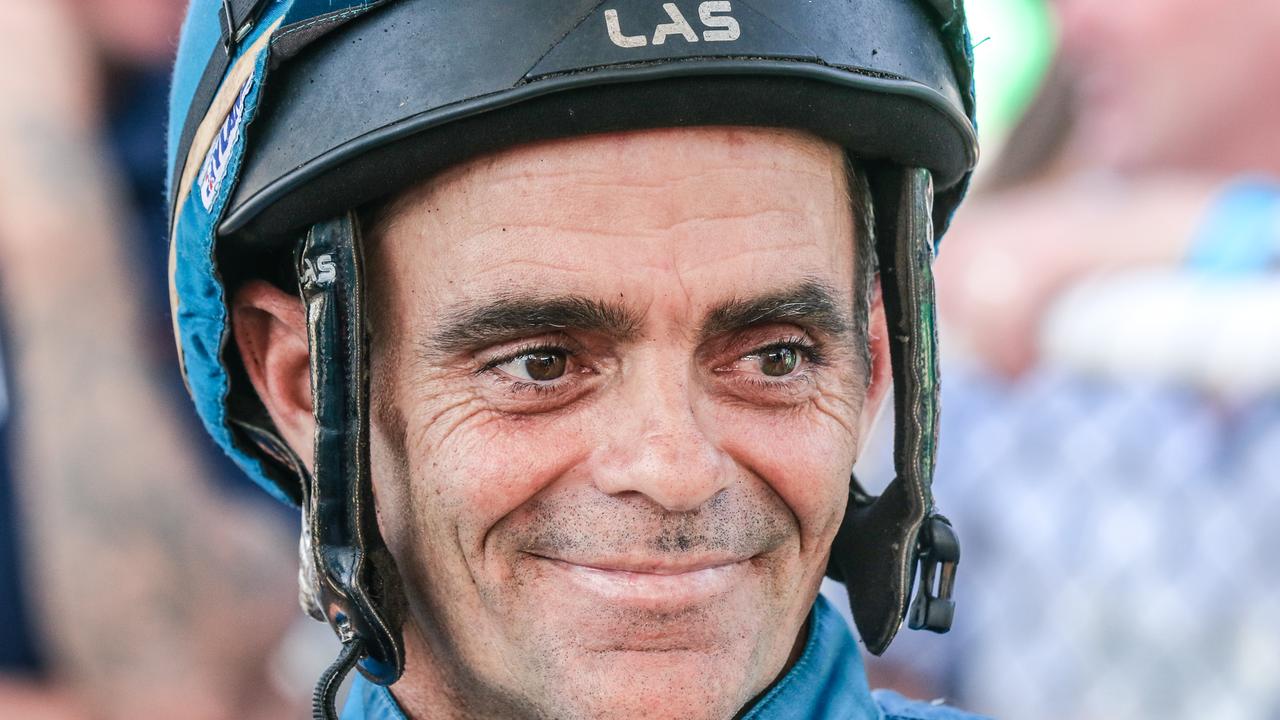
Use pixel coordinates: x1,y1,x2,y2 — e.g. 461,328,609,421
310,127,883,719
1054,0,1280,172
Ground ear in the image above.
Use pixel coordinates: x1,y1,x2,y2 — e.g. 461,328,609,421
856,281,892,448
231,279,315,470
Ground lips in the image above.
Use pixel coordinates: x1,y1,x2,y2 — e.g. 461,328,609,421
530,553,754,605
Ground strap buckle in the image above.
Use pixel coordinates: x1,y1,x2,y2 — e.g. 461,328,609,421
908,515,960,632
220,0,261,53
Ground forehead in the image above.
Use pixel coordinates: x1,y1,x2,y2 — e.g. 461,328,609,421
369,127,856,317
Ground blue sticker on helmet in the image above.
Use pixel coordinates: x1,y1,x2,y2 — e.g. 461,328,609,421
198,76,255,212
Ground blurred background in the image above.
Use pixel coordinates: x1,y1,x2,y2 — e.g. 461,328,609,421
846,1,1280,719
0,1,1276,719
0,2,313,719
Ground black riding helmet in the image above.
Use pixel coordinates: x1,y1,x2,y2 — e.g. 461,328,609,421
166,1,977,715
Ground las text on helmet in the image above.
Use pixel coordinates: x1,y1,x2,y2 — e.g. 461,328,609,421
605,1,741,48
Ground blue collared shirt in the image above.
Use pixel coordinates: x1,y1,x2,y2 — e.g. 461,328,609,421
341,595,985,720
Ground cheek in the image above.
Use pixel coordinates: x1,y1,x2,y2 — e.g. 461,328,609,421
707,389,859,546
387,362,860,561
397,385,597,554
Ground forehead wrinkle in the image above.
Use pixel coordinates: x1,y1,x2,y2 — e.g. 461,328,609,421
400,148,847,253
470,162,838,188
457,221,659,243
379,127,848,235
437,162,842,229
459,169,839,220
448,126,841,183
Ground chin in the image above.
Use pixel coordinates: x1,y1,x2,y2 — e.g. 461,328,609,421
543,649,760,720
510,596,790,720
482,550,810,719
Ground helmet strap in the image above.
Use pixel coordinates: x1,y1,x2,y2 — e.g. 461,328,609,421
297,212,405,696
827,166,960,654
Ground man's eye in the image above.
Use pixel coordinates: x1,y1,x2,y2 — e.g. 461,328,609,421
736,345,805,378
756,346,800,377
493,350,569,382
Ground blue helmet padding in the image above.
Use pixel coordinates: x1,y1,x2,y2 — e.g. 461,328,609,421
169,0,295,504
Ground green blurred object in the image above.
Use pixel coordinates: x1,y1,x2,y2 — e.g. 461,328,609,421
966,0,1056,150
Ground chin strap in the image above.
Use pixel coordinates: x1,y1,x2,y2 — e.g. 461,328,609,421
826,166,961,655
298,212,405,704
313,636,365,720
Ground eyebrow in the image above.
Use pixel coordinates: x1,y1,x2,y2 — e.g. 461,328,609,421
700,281,851,339
428,294,643,356
425,280,851,358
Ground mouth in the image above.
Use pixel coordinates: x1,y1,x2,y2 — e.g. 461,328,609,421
527,553,755,605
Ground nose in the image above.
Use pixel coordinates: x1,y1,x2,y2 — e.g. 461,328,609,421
590,364,733,513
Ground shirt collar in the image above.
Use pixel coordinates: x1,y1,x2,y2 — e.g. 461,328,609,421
341,669,407,720
741,594,883,720
342,594,880,720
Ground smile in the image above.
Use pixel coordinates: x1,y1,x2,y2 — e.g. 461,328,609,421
531,554,754,606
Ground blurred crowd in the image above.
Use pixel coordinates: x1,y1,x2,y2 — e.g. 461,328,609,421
854,1,1280,719
0,2,302,718
1,1,1277,719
